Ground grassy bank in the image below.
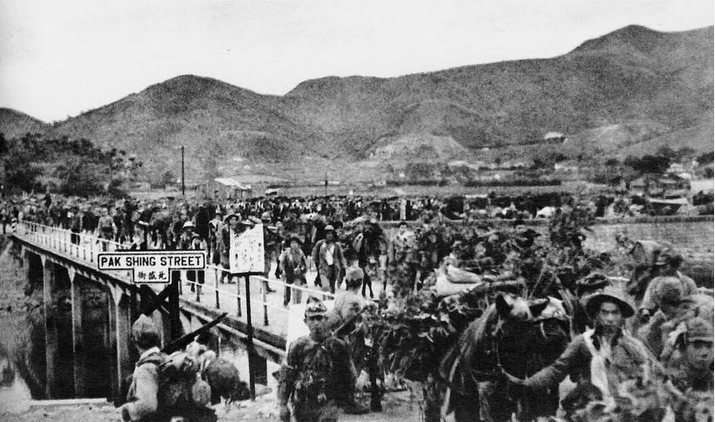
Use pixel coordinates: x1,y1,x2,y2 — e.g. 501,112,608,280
0,238,46,402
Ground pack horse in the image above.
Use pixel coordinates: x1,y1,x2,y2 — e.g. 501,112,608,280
441,294,571,422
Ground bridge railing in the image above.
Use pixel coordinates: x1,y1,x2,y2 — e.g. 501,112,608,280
16,220,127,262
15,221,335,339
183,266,335,324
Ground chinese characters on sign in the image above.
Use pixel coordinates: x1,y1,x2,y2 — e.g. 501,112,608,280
133,267,169,283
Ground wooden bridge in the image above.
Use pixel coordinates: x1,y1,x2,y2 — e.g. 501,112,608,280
10,215,709,401
10,221,348,401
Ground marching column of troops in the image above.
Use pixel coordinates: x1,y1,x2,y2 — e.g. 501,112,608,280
3,194,710,421
274,243,713,422
96,231,715,422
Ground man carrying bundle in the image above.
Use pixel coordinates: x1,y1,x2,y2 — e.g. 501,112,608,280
120,315,217,422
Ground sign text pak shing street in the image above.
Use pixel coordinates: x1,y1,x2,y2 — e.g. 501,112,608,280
98,251,206,284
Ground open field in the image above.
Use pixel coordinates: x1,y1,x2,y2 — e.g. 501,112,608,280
132,180,614,200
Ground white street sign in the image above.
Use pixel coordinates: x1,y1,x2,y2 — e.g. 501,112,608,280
98,251,206,284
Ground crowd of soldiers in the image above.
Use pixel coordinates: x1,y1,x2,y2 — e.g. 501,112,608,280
0,190,671,289
116,242,714,422
2,188,685,241
276,249,714,422
1,192,712,421
499,244,713,421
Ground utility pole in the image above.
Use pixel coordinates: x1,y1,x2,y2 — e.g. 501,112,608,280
324,172,328,197
181,145,185,195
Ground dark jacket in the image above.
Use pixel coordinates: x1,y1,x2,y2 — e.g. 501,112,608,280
279,336,356,408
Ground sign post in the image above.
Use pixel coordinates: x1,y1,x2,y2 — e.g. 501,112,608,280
243,273,255,399
228,223,266,400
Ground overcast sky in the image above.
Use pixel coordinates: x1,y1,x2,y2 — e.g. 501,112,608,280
1,0,712,122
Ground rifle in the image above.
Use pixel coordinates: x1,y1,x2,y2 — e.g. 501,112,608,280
162,312,228,354
332,304,371,338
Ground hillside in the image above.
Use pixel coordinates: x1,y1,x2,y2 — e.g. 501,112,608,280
27,25,715,181
45,76,330,181
371,133,472,161
283,25,712,157
0,109,50,139
620,112,715,156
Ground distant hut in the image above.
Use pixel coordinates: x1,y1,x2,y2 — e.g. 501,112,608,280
543,132,568,144
207,178,252,200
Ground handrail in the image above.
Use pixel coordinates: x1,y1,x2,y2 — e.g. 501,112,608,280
14,220,632,292
14,221,335,332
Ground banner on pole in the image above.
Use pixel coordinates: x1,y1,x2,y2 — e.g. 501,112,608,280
229,224,265,274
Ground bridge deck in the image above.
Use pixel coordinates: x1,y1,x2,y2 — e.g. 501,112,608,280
13,222,389,362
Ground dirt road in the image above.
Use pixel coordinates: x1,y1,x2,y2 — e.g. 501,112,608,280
0,389,421,422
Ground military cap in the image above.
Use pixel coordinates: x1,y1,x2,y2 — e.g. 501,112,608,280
346,267,364,282
131,315,160,347
655,248,682,267
686,317,714,343
585,286,635,318
345,267,364,289
656,277,685,305
324,224,336,233
223,213,240,223
575,273,610,297
304,296,328,317
182,221,195,230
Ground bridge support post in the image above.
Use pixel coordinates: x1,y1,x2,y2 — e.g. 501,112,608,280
69,269,86,397
43,258,59,399
110,285,132,402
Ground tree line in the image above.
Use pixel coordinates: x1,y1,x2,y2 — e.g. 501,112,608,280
0,133,143,198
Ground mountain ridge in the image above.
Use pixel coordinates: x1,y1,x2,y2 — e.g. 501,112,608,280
0,108,51,139
1,24,712,182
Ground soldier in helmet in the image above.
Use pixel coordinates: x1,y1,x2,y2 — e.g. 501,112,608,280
638,248,698,323
312,225,347,294
638,277,697,357
120,315,217,422
504,287,661,417
120,315,163,421
278,296,358,422
280,236,309,307
665,317,714,392
260,212,278,293
179,221,205,294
